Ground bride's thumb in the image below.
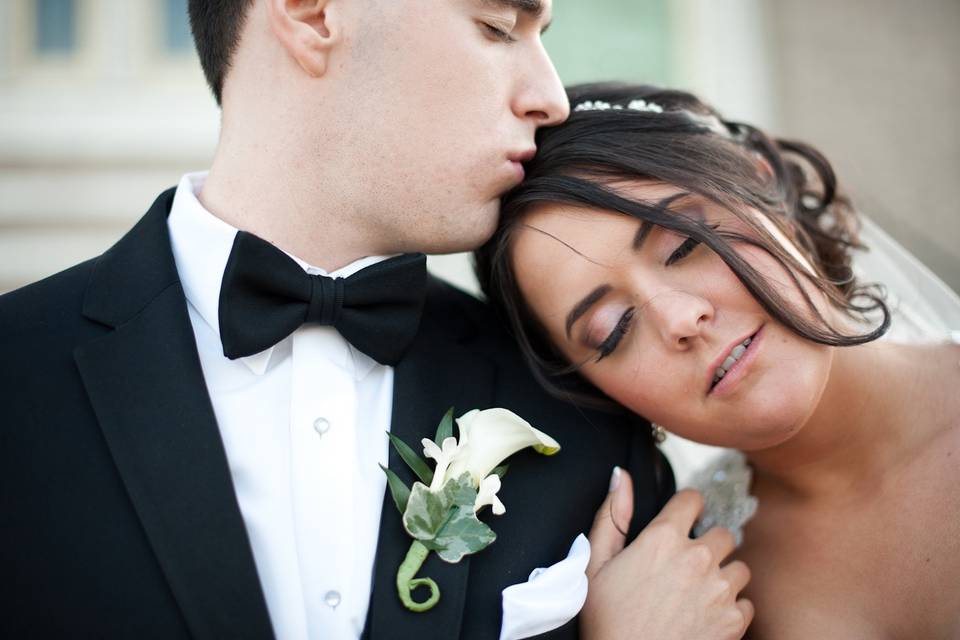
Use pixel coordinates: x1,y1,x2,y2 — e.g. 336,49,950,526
586,466,634,578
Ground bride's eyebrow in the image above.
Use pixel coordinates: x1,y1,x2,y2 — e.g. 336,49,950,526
565,285,611,341
632,192,692,250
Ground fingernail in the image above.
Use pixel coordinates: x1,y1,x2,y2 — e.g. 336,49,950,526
608,466,622,493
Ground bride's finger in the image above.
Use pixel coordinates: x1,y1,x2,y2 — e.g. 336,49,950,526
720,560,751,595
586,467,635,578
735,598,755,633
649,489,704,532
695,526,737,563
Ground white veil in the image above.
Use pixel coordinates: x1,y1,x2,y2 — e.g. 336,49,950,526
855,217,960,343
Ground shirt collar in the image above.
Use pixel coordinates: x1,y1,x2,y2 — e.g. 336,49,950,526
167,171,389,379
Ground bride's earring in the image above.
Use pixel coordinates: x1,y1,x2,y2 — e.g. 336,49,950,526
651,422,667,444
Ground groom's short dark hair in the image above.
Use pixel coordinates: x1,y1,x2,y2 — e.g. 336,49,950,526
188,0,256,106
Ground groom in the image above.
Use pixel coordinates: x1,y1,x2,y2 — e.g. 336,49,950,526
0,1,739,638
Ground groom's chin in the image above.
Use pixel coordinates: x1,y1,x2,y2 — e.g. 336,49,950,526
424,202,501,254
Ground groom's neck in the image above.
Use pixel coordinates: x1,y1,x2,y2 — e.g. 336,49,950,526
200,131,383,272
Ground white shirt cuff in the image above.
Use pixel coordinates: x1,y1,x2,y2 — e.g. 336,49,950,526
499,534,591,640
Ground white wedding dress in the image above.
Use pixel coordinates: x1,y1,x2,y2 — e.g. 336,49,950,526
666,216,960,543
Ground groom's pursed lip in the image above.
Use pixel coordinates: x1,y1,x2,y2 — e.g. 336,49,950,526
507,148,537,163
506,160,525,183
505,148,536,183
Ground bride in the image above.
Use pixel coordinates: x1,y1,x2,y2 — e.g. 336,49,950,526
475,83,960,638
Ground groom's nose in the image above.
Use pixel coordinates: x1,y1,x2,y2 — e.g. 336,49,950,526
645,290,714,350
511,41,570,128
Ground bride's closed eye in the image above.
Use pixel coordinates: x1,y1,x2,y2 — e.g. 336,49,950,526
594,228,713,360
666,236,702,265
596,307,635,361
664,223,718,266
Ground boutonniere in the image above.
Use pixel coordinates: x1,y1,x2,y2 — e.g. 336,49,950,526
380,407,560,613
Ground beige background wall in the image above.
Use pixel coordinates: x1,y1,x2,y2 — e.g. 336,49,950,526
0,0,957,295
766,0,960,290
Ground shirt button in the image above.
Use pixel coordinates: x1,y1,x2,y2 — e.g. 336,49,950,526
324,590,342,609
313,417,331,437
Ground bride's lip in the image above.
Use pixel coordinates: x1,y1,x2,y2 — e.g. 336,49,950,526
707,325,764,396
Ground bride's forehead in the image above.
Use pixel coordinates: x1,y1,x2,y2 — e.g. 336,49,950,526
512,208,634,274
521,205,634,237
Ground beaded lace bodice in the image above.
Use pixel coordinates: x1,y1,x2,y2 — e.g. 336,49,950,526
686,450,758,546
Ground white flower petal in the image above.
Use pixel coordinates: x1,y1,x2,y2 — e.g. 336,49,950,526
449,408,561,486
440,436,460,457
423,436,464,492
474,474,505,515
422,438,443,461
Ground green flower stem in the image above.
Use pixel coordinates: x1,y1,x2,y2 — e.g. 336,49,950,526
397,540,440,612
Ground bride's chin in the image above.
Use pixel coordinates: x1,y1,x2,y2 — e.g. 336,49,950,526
736,420,806,452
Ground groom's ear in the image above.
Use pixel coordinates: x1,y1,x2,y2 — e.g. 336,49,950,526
267,0,341,78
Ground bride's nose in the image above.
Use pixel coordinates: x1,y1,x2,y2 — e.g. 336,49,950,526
644,290,713,350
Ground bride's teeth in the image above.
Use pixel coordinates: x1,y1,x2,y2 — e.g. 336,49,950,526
713,336,754,386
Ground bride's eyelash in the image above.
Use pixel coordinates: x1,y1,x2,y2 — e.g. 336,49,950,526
666,237,701,265
665,225,718,266
596,307,635,361
595,224,717,361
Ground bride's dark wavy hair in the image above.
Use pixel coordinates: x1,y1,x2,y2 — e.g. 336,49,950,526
475,83,890,409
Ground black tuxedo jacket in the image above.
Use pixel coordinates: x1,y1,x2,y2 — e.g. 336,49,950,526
0,189,673,639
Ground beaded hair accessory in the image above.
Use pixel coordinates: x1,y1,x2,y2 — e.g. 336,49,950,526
572,97,732,138
572,99,664,113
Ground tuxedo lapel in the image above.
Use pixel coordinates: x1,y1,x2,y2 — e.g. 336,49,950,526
74,190,274,640
363,291,497,640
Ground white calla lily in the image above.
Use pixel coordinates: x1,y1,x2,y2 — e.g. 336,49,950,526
445,408,560,487
474,473,506,515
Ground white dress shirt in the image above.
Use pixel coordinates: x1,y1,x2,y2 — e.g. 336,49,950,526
168,172,392,640
167,172,586,640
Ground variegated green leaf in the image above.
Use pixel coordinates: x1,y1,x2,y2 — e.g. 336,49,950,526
402,482,450,541
433,473,496,562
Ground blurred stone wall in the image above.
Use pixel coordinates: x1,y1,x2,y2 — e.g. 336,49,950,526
766,0,960,289
1,0,956,295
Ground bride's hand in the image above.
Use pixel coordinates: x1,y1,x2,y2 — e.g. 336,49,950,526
580,468,753,640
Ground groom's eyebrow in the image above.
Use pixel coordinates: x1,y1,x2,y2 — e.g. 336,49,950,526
483,0,544,17
481,0,552,31
565,285,612,341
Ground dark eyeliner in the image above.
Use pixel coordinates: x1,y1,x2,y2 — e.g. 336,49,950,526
666,237,701,265
665,224,718,266
596,307,635,361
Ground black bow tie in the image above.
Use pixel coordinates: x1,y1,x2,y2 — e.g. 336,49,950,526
218,231,427,366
